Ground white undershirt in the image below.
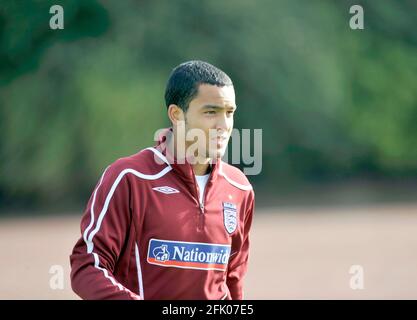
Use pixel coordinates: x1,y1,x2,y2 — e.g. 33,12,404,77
195,174,210,205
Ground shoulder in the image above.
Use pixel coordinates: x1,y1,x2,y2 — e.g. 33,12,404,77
219,161,253,192
102,147,170,181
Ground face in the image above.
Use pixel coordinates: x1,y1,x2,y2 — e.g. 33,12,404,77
176,84,236,161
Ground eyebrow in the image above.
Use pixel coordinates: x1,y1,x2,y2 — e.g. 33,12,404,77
201,104,237,111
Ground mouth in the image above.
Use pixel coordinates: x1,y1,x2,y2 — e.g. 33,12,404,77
213,136,228,148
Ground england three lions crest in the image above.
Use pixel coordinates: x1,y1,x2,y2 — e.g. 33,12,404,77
223,202,238,234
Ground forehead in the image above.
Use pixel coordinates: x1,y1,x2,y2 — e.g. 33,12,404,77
192,84,235,106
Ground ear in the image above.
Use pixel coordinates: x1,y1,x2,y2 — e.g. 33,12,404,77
167,104,184,125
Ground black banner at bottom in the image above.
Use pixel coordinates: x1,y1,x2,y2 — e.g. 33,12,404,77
0,300,412,319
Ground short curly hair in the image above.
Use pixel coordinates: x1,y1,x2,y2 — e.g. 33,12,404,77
164,60,233,112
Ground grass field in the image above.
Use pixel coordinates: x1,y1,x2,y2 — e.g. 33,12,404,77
1,203,417,299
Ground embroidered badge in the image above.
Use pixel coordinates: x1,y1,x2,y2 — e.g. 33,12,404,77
223,202,238,234
152,186,180,194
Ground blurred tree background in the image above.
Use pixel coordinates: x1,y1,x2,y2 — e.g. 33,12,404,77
1,0,416,212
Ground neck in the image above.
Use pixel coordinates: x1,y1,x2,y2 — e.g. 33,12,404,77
169,129,211,176
193,161,211,176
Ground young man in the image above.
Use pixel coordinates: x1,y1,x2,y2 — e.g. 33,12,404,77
70,60,255,300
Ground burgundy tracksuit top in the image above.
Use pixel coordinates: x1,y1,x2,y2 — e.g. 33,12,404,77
70,129,255,300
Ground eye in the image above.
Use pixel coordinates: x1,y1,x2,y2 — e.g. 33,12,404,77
226,110,234,116
204,110,216,115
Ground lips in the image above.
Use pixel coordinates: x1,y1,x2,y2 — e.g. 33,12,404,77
214,136,228,148
213,137,227,143
214,136,228,141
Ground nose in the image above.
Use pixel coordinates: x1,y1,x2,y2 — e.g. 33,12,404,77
216,112,231,134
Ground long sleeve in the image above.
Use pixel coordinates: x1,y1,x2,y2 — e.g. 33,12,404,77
70,165,141,300
226,189,255,300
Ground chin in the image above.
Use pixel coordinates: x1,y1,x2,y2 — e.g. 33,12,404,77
208,149,225,160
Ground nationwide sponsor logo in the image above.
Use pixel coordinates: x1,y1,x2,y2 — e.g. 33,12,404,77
152,186,180,194
147,239,231,271
223,202,238,234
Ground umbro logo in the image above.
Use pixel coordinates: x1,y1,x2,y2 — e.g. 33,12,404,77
152,186,180,194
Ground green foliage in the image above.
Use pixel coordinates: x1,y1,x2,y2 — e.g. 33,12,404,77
1,0,416,208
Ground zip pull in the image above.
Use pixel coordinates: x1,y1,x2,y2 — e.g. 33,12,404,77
199,179,211,215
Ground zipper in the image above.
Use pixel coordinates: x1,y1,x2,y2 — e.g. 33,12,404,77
191,174,203,213
200,169,213,213
192,174,205,232
200,177,211,213
193,167,213,231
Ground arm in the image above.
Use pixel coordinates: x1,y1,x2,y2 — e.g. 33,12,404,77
70,165,141,300
226,190,255,300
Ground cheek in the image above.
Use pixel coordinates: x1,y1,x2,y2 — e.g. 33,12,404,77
227,117,234,130
192,113,211,127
